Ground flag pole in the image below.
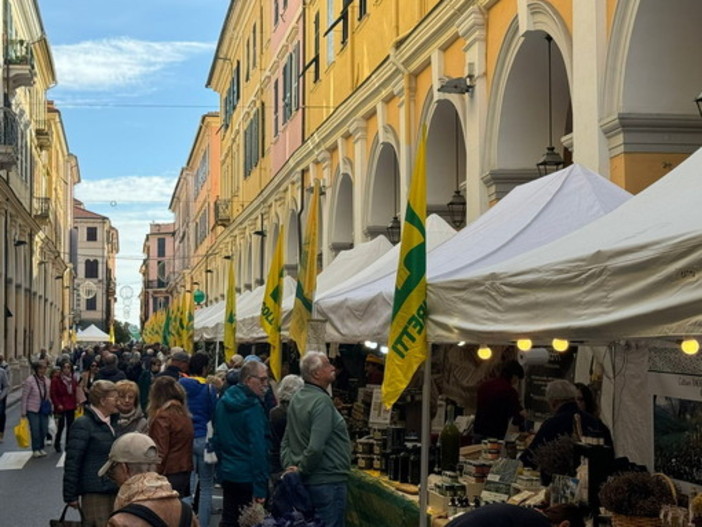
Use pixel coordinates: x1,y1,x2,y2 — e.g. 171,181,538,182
419,343,432,527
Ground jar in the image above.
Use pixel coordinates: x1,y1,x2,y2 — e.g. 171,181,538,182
409,447,421,485
398,450,411,483
357,455,372,470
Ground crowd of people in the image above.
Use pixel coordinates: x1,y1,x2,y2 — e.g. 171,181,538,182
12,343,352,527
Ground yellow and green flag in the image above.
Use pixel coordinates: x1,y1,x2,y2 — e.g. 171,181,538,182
182,286,194,352
261,226,285,381
109,323,115,344
224,259,237,361
290,180,321,354
382,127,428,409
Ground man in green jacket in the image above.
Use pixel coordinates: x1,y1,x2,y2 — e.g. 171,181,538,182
282,351,351,527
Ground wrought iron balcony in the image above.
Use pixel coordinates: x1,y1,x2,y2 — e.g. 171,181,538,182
33,196,51,221
0,108,19,170
146,279,168,290
214,198,231,226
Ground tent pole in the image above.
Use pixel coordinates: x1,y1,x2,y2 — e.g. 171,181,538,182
214,340,220,370
419,342,432,527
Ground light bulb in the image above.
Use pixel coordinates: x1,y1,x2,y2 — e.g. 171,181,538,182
457,341,466,347
380,345,389,354
516,339,533,352
477,345,492,360
364,340,373,349
552,338,569,352
369,341,378,350
681,338,700,355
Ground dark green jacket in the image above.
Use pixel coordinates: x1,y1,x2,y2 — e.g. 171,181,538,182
213,384,271,498
63,405,118,502
281,383,351,485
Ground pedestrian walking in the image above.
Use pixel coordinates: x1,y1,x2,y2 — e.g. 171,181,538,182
115,380,148,435
63,380,120,527
179,352,218,527
213,359,271,527
147,376,194,498
50,360,79,453
21,361,52,457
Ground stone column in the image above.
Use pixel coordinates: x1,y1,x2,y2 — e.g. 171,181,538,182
349,118,367,248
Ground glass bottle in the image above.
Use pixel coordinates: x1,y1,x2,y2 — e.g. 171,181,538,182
440,404,460,471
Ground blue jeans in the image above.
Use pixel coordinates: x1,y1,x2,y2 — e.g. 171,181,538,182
26,411,48,451
189,436,214,527
307,482,347,527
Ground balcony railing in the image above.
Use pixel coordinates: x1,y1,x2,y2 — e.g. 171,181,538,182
214,198,231,226
33,196,51,221
0,108,19,170
146,279,168,290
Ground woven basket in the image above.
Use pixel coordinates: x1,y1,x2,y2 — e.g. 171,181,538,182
610,514,661,527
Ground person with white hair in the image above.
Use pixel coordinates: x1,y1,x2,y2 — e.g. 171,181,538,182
520,379,612,469
282,351,351,527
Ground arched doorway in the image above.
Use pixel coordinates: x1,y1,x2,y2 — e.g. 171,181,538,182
366,141,400,240
329,171,353,255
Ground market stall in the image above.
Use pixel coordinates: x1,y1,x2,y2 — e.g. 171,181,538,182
317,163,631,344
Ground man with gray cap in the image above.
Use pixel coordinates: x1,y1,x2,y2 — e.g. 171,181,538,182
520,379,612,469
101,432,199,526
156,348,190,380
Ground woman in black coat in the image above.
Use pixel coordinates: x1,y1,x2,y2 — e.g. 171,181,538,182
63,380,120,527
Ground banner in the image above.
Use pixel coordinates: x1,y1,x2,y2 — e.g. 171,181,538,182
382,128,427,409
290,180,321,354
224,259,237,361
261,226,285,381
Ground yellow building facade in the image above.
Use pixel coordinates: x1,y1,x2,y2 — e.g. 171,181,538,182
0,1,77,382
198,0,701,303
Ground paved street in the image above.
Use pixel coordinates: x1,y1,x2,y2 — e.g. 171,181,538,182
0,391,222,526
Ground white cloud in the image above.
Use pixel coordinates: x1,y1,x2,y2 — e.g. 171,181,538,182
53,37,214,91
75,175,177,204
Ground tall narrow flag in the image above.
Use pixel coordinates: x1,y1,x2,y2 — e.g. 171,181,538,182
290,180,321,354
162,304,172,347
224,259,237,361
382,128,428,408
109,324,115,344
261,226,285,381
182,286,194,352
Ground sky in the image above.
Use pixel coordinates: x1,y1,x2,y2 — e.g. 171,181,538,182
38,0,230,328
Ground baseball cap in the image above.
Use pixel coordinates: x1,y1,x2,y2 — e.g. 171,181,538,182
171,350,191,363
98,432,161,477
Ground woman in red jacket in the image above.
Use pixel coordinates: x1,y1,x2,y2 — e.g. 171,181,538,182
50,361,78,453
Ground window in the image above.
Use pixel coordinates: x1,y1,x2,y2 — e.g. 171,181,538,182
224,62,241,129
341,0,352,44
246,38,250,81
358,0,367,19
313,12,320,81
252,24,257,69
326,0,335,65
244,108,261,178
156,261,167,288
84,259,99,279
282,45,300,124
195,148,209,193
274,80,279,136
86,296,97,311
86,226,97,241
195,209,209,248
274,0,279,25
157,237,166,258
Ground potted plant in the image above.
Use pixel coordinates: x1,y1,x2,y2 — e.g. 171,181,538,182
598,471,676,527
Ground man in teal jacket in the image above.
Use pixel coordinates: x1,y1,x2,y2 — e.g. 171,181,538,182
213,360,271,527
282,351,351,527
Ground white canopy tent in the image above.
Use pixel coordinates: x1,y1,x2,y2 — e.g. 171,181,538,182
236,236,394,342
315,214,457,342
428,148,702,344
317,164,631,344
76,324,110,342
193,291,253,342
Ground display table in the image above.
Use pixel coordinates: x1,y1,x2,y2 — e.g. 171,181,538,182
346,469,423,527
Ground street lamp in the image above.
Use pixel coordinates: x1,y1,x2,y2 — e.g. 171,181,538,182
536,35,564,177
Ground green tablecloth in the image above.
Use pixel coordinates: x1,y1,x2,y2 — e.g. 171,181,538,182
346,469,421,527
